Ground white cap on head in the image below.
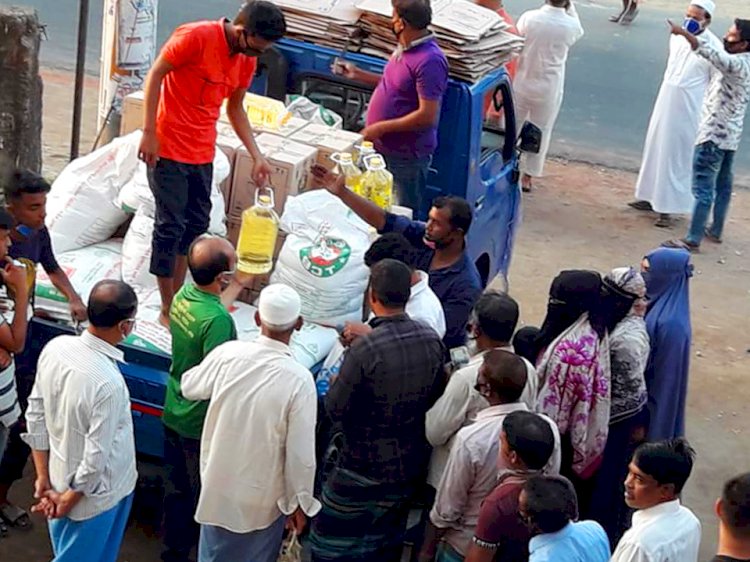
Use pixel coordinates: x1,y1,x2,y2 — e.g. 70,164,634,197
258,284,302,327
690,0,715,16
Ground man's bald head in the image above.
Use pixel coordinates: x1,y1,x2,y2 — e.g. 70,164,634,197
88,280,138,328
188,236,236,287
481,349,528,404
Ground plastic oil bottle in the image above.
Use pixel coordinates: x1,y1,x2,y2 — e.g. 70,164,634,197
355,141,377,171
236,187,280,274
330,152,364,197
361,155,393,211
241,93,291,131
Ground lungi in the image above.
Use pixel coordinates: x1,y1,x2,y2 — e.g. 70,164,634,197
309,466,413,562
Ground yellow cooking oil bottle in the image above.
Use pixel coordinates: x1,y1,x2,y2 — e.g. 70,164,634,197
361,155,393,211
236,187,280,274
355,141,377,171
330,152,364,197
242,93,291,131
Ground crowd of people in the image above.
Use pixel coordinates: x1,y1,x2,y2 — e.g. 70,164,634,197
1,168,747,562
0,0,748,561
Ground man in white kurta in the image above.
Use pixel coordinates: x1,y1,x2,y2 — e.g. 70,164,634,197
630,0,720,226
181,284,320,562
514,0,584,191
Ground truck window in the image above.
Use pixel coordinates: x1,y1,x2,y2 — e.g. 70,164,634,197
480,80,516,163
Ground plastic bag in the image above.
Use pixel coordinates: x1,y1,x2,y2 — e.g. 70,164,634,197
286,95,343,129
118,149,229,236
277,532,302,562
316,340,346,396
46,132,139,253
121,209,155,293
270,190,371,328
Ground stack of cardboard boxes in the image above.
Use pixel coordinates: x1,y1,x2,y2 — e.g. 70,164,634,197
119,91,363,305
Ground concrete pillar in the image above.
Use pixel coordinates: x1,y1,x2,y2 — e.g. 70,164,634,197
0,7,43,182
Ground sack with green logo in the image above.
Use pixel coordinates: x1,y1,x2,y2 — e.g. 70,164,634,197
270,190,371,328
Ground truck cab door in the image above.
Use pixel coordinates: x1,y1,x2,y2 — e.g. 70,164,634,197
466,79,521,290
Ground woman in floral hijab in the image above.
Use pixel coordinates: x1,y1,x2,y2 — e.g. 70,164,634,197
588,267,650,547
535,272,610,484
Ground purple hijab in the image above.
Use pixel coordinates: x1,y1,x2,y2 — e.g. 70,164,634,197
642,248,692,440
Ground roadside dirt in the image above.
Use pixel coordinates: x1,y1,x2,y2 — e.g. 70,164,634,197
0,68,747,561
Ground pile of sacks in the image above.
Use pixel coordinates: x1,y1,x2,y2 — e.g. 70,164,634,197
38,131,342,369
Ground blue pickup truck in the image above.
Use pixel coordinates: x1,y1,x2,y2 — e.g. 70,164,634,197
29,38,529,460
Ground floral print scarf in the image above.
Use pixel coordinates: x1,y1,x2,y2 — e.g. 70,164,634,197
536,314,611,479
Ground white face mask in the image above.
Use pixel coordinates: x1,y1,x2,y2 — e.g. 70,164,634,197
466,333,479,356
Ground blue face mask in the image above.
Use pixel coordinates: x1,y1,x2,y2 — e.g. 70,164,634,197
682,17,703,35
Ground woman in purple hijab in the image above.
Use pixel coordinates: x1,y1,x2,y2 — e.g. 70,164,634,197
642,247,693,440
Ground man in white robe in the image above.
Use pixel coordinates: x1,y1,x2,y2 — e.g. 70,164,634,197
514,0,584,192
629,0,720,227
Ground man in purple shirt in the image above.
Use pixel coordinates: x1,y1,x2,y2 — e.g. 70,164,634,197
337,0,449,217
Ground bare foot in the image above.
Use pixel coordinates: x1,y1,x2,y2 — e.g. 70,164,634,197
521,174,533,193
158,312,170,328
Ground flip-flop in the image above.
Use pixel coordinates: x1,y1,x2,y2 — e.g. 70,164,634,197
620,1,639,24
704,228,723,244
628,200,653,212
654,215,672,228
662,238,700,253
0,503,32,531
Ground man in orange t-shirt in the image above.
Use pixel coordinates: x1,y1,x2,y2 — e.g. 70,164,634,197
138,1,286,324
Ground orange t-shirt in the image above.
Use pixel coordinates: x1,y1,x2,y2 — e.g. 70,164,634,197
156,20,257,164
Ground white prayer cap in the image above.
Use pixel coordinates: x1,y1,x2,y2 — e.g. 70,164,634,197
690,0,715,16
258,284,301,327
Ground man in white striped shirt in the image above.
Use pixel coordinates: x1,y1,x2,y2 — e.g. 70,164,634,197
23,280,138,562
0,207,32,459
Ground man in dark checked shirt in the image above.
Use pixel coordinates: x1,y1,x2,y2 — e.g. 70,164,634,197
310,258,446,562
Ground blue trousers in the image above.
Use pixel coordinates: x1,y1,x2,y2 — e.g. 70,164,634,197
48,492,134,562
686,141,735,245
198,515,286,562
383,154,432,220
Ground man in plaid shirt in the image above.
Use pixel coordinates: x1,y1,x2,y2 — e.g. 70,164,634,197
310,258,445,562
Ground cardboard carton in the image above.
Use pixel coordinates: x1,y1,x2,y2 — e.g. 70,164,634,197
216,126,244,207
290,123,363,175
120,91,144,135
228,133,318,222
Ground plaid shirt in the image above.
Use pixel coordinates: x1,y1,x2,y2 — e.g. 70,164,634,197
326,314,446,484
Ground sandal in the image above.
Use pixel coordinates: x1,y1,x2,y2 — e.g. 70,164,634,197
628,200,653,212
662,238,700,253
0,503,32,531
654,214,672,228
704,228,723,244
620,0,639,24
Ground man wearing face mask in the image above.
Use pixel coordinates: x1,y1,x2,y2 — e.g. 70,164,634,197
334,0,448,217
419,352,560,562
425,291,537,492
160,236,242,562
629,1,720,228
22,281,139,562
138,1,286,326
313,165,482,351
664,17,750,252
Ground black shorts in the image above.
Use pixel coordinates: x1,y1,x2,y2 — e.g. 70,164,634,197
148,158,213,278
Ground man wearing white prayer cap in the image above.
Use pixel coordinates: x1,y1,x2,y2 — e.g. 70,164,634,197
181,283,320,562
628,0,720,228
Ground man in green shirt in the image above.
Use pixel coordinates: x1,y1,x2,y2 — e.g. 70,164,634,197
161,235,239,562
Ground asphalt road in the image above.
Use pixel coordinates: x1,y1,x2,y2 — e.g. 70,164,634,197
19,0,750,179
